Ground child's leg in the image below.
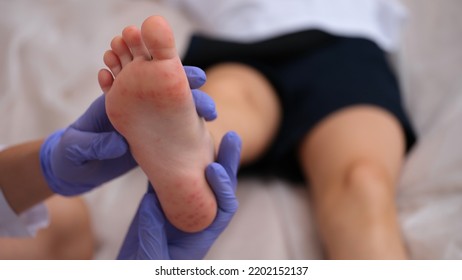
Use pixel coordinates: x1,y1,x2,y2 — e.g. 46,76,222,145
200,63,282,164
0,196,93,259
298,106,407,259
101,16,216,232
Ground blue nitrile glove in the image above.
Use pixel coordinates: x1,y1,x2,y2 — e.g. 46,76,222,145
186,66,217,121
40,66,216,196
117,131,241,260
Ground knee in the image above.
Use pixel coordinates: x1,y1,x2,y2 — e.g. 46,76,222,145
345,159,393,187
342,159,396,208
45,196,94,259
313,159,397,225
206,62,262,80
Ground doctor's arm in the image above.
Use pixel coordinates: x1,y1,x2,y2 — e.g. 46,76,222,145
0,140,53,214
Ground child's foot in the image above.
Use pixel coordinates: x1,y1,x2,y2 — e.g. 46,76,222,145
99,16,216,233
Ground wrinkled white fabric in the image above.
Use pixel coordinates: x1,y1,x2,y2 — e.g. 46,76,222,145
1,0,461,259
164,0,406,51
0,167,49,237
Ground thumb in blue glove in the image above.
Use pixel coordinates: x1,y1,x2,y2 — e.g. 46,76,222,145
117,131,241,260
40,66,216,196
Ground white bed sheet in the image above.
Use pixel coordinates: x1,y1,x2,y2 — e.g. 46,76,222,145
0,0,461,259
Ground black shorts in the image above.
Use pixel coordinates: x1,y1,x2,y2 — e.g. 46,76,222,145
183,30,416,181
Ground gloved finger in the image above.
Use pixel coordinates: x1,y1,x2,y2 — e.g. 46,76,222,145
184,66,206,89
117,202,142,259
205,163,239,214
192,89,217,121
137,191,170,259
63,128,128,164
216,131,242,188
146,182,157,195
71,94,115,132
118,191,169,260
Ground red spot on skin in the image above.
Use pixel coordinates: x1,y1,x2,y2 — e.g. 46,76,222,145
162,70,175,80
134,91,147,101
172,213,182,222
186,192,198,204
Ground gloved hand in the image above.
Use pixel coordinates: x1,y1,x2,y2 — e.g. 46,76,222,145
117,131,241,260
40,66,216,196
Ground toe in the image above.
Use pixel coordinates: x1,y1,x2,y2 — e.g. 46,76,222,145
98,69,114,93
141,16,177,61
111,36,133,67
103,50,122,77
122,26,150,60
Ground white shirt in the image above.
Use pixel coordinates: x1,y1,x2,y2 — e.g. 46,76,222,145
0,145,49,237
164,0,407,52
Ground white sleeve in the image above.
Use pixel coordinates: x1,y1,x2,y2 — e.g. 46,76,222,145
0,189,49,237
0,145,50,237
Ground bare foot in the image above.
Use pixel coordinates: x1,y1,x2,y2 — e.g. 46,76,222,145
100,16,216,233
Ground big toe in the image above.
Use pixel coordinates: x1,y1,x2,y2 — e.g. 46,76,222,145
141,16,177,61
